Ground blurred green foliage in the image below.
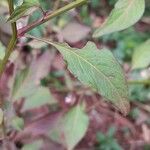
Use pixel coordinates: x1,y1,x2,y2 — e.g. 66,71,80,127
144,144,150,150
129,84,150,102
129,108,140,120
95,127,123,150
102,28,149,62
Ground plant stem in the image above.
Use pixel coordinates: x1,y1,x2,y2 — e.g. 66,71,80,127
128,79,150,85
0,0,17,139
0,0,17,78
9,0,17,38
18,0,87,36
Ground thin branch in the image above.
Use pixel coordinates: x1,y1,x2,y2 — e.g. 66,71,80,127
0,0,17,78
18,0,87,37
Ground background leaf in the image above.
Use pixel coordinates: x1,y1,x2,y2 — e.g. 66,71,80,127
12,67,36,101
12,51,56,111
132,39,150,69
93,0,145,37
50,105,89,150
22,87,55,111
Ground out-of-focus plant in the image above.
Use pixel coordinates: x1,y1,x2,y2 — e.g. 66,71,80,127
95,127,122,150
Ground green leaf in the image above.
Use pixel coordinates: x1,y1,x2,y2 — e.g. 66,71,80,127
12,67,29,97
93,0,145,37
50,105,89,150
7,2,39,23
31,37,130,115
22,87,56,111
12,60,56,110
132,39,150,69
12,67,37,101
12,50,51,101
12,69,56,110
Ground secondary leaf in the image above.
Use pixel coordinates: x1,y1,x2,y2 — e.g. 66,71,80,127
12,50,51,99
7,2,39,23
22,87,56,111
50,105,89,150
93,0,145,37
132,39,150,69
12,67,37,101
27,36,130,115
12,51,56,110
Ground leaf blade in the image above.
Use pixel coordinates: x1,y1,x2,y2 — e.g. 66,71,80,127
11,51,56,110
50,41,130,115
93,0,145,37
50,105,89,150
132,39,150,69
22,87,56,111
